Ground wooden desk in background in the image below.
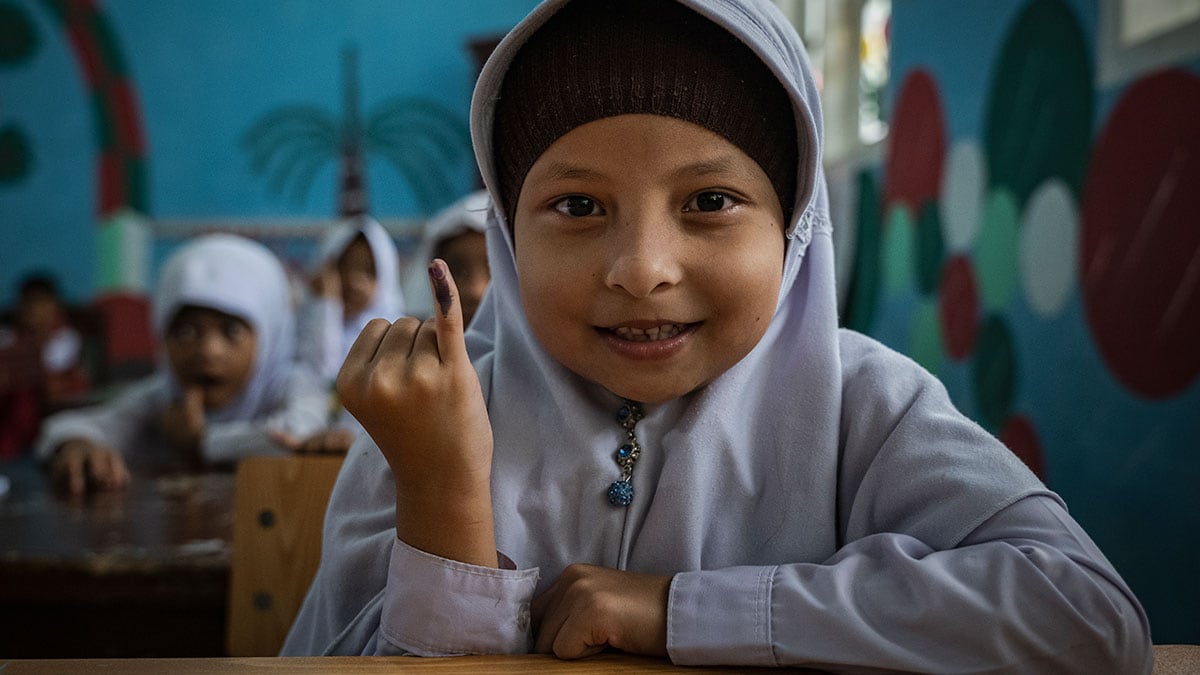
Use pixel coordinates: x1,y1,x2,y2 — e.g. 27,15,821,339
0,458,235,658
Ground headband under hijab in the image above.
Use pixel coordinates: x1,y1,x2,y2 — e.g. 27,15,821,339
491,0,799,224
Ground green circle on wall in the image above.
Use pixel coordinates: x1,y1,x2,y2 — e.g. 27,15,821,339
845,169,883,332
909,297,945,378
915,200,946,297
984,0,1093,206
976,188,1020,312
0,2,39,65
972,314,1017,431
882,204,915,297
0,124,32,183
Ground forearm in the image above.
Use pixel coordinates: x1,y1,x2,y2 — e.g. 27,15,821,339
668,496,1151,672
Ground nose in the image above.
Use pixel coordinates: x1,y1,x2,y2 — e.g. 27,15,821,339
194,328,228,360
604,213,681,298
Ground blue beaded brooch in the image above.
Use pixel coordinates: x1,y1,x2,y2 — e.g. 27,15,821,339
607,400,643,506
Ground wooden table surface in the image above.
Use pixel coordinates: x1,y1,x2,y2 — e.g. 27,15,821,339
0,458,235,657
2,646,1196,674
0,654,808,674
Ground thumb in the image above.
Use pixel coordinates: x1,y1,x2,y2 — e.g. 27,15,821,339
428,258,468,362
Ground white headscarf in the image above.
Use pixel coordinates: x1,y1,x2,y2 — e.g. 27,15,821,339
309,215,406,343
407,190,492,319
153,233,296,423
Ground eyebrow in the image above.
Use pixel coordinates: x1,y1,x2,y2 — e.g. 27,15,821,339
537,155,750,184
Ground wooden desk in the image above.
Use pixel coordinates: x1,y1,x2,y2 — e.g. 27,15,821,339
0,654,807,673
3,646,1195,674
0,458,235,657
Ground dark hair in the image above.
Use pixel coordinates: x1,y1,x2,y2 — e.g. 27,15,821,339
491,0,799,224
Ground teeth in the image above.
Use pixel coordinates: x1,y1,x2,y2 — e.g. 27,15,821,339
614,324,684,342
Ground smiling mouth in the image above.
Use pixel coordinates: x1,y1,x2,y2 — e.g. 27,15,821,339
610,323,692,342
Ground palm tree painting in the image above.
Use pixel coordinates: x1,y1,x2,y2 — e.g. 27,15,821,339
242,45,472,216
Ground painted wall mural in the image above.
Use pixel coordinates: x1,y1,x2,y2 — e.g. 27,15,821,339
852,0,1200,643
242,45,472,218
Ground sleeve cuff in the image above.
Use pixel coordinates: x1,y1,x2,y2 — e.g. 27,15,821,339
380,538,540,656
667,565,778,667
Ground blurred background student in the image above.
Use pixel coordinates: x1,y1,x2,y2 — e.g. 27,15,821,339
289,214,405,453
33,234,328,495
0,274,91,459
408,189,492,326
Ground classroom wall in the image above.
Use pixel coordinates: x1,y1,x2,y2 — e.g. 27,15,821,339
0,0,540,308
850,0,1199,643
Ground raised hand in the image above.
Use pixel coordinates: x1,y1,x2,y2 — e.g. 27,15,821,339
336,259,496,567
532,563,672,659
50,438,131,495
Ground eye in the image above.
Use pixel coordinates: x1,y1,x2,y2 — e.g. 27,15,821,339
168,322,199,342
222,320,249,341
554,195,604,217
685,191,735,213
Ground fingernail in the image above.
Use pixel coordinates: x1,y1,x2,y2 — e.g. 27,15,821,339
429,261,452,317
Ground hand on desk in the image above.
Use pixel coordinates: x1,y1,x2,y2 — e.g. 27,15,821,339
532,564,671,660
50,439,130,495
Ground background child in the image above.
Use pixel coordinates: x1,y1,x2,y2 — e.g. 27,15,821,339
34,234,328,495
1,274,92,459
290,215,405,453
407,190,492,326
283,0,1152,671
298,214,405,383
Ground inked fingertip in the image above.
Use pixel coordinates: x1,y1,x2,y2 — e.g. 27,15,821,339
428,260,453,317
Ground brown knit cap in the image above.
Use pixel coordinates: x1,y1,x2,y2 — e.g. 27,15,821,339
492,0,799,224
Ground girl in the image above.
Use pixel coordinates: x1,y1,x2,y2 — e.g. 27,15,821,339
408,190,492,326
298,214,405,385
35,234,328,495
283,1,1152,671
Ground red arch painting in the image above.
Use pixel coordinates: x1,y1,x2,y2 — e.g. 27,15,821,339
40,0,148,216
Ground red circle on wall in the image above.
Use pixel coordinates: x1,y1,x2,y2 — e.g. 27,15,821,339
939,254,979,361
883,69,945,211
1000,414,1046,482
1080,69,1200,399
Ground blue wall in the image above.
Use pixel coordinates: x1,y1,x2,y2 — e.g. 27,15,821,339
0,0,540,307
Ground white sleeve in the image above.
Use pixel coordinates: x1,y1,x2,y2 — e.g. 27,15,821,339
33,378,163,461
667,494,1152,673
374,539,540,656
296,296,345,382
201,368,331,464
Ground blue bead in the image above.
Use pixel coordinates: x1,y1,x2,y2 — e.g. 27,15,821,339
617,444,633,458
617,406,631,423
607,480,634,506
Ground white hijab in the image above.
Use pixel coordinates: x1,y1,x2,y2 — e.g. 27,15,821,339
153,233,296,423
468,0,838,565
406,190,492,319
309,215,406,343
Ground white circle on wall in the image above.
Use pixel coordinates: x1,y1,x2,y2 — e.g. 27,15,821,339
1020,179,1078,318
939,141,986,252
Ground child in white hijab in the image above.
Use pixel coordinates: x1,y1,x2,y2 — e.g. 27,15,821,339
408,190,492,326
35,234,329,495
283,1,1152,671
298,215,406,383
290,215,406,452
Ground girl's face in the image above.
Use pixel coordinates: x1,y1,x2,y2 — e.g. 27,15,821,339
513,114,786,404
164,306,257,409
338,235,378,319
